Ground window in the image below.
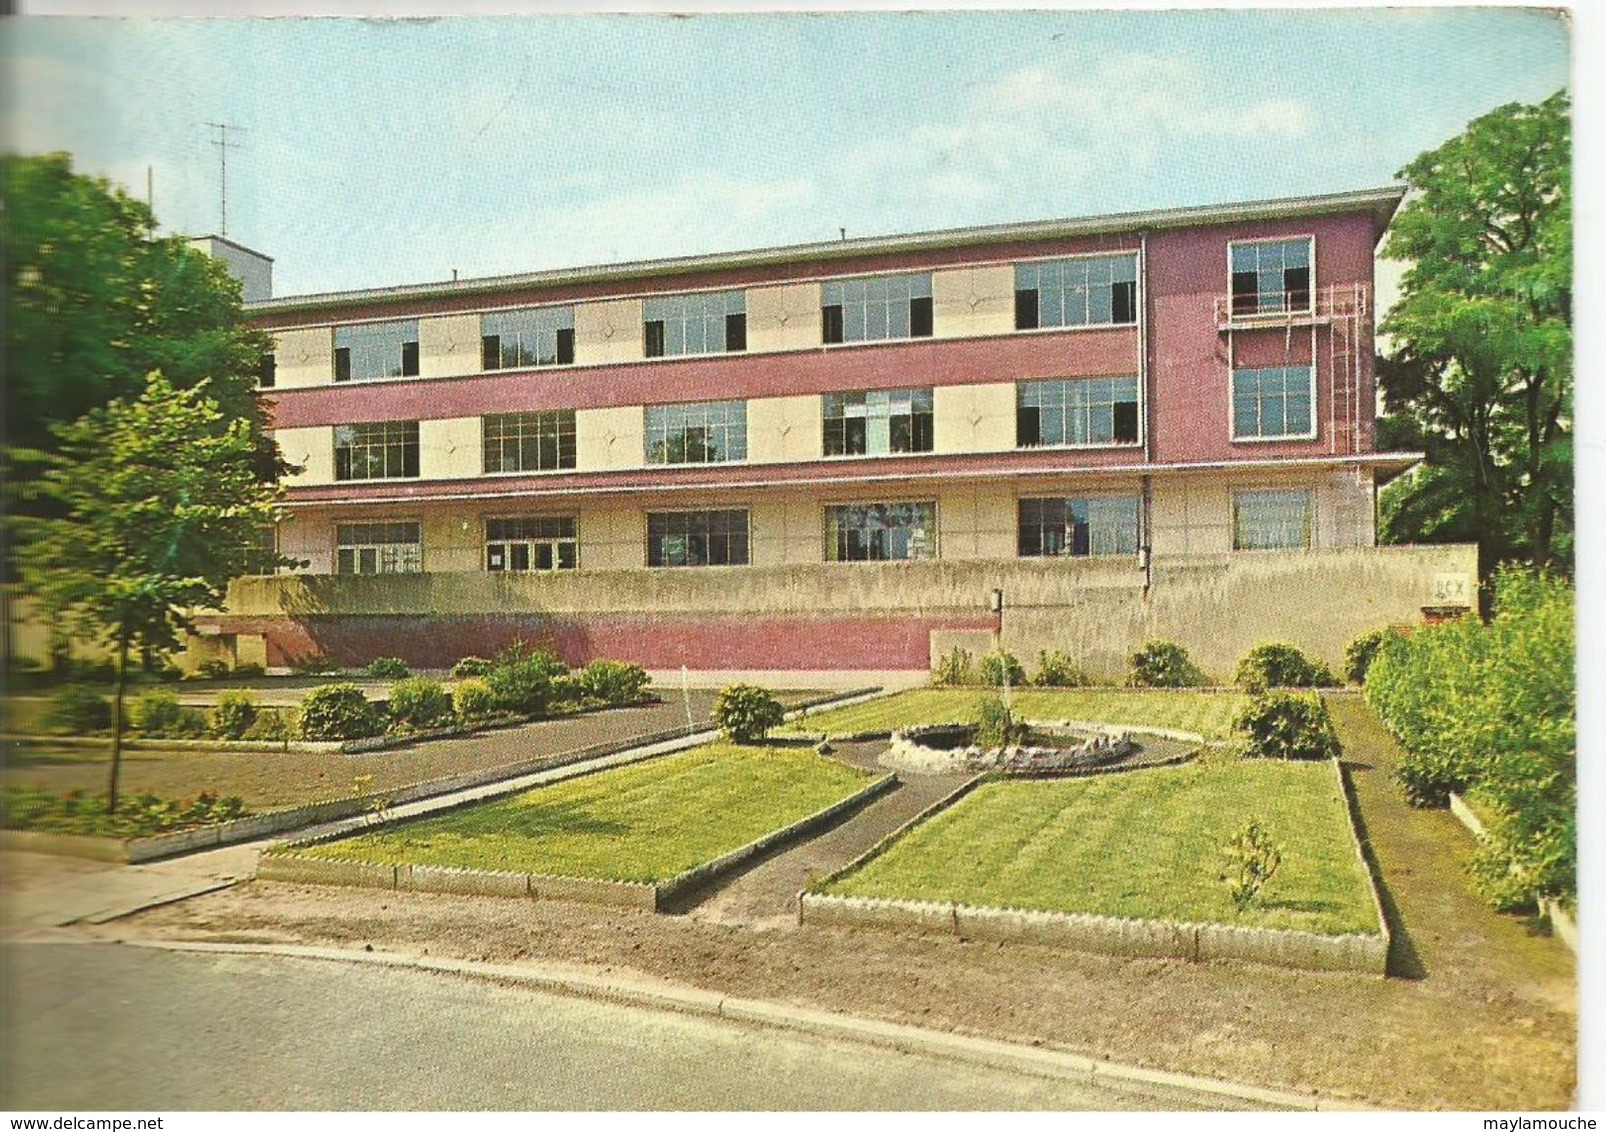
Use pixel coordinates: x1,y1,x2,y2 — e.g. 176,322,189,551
1017,377,1140,447
821,274,933,344
1233,489,1311,551
483,411,576,473
258,352,276,388
336,521,422,575
645,401,747,465
643,291,746,357
1015,255,1138,330
1230,238,1312,316
822,388,934,457
486,517,577,572
482,307,574,370
333,320,419,382
647,510,749,567
1018,497,1140,558
1232,366,1314,440
334,421,420,480
825,502,937,562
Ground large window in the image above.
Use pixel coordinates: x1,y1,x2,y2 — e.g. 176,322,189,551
1018,497,1140,558
482,307,574,370
821,274,933,344
334,321,419,382
336,521,422,575
1230,238,1312,316
647,510,749,567
825,502,937,562
822,388,934,457
334,421,419,480
644,291,746,357
483,411,576,473
486,517,577,572
1015,255,1137,330
1233,489,1312,551
1017,377,1140,447
645,401,747,465
1232,366,1314,440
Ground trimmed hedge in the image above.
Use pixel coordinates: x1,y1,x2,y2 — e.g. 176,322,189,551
298,683,385,741
1232,691,1340,760
1127,641,1204,688
389,677,454,731
1233,643,1339,693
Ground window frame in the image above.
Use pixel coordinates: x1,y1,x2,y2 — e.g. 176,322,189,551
821,388,935,458
334,520,423,576
480,305,576,372
484,515,579,572
332,320,421,383
820,272,934,346
1231,488,1313,552
1016,376,1143,449
1229,365,1318,442
822,500,939,563
1013,252,1140,332
644,400,748,466
645,508,751,568
333,421,421,482
1227,235,1316,318
1016,495,1141,559
482,410,578,475
641,290,747,359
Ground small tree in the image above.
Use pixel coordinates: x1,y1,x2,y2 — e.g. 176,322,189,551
18,374,289,811
712,684,785,744
1220,819,1283,913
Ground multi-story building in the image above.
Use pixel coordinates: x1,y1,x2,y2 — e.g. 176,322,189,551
196,187,1476,677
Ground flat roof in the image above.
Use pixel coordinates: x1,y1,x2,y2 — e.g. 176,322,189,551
248,185,1405,316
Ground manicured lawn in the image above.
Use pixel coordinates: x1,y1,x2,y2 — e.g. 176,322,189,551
820,760,1379,935
292,742,877,883
787,687,1247,741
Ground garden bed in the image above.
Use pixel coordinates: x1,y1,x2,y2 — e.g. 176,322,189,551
804,759,1388,973
266,742,890,909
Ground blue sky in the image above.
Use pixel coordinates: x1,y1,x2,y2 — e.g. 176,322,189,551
3,9,1572,297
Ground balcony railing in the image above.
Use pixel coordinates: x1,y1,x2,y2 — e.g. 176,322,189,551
1214,283,1368,330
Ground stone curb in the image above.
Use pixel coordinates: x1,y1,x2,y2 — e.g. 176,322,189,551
121,939,1369,1111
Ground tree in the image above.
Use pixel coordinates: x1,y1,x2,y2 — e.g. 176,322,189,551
18,375,289,811
2,153,281,579
1377,92,1571,576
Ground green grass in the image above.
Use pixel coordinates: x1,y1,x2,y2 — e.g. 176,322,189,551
821,760,1379,935
291,742,875,883
787,687,1247,741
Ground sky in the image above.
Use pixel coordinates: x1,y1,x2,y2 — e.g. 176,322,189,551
2,7,1573,298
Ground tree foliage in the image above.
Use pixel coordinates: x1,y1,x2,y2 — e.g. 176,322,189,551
1378,92,1571,574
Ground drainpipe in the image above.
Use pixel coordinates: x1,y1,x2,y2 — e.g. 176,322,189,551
1139,229,1154,597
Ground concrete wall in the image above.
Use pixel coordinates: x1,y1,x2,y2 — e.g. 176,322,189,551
933,383,1015,455
573,298,645,365
418,313,481,379
269,327,332,389
931,264,1015,339
746,282,822,353
276,425,334,488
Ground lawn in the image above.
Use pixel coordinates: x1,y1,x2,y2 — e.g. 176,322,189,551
290,742,877,883
820,760,1379,936
787,687,1247,741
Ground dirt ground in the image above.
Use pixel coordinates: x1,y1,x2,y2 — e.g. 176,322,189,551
105,703,1576,1112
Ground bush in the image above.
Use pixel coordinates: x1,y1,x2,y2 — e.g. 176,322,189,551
1127,641,1204,688
712,684,785,744
297,683,385,741
362,657,410,679
2,785,249,838
130,691,209,738
578,660,651,706
1232,642,1338,693
241,708,294,742
1232,692,1341,761
1343,628,1400,686
450,656,493,679
233,661,266,679
978,649,1026,688
973,693,1027,749
210,691,259,740
452,678,496,724
192,658,232,680
931,647,974,687
485,641,569,716
1033,649,1090,687
44,684,112,735
1219,819,1284,913
388,677,454,731
289,654,344,676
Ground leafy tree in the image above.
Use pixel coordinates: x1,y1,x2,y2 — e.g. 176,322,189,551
1377,92,1571,575
18,375,289,811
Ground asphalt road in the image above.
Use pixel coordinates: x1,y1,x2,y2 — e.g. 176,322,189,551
0,943,1202,1111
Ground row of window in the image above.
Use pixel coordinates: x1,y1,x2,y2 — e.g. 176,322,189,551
328,490,1313,576
328,367,1312,482
263,238,1318,388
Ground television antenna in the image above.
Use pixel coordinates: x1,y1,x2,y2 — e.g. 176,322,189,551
204,121,247,236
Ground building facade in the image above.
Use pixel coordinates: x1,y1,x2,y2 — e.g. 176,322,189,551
196,187,1477,676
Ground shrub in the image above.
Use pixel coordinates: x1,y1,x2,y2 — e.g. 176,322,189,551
241,708,294,742
931,647,975,687
289,654,344,676
485,641,569,716
44,685,112,735
1033,649,1090,687
1343,628,1400,686
1219,819,1284,913
449,656,493,680
548,672,586,708
233,661,266,679
973,693,1027,749
1127,640,1204,688
712,684,785,744
2,785,249,838
297,683,385,741
979,649,1026,688
579,660,651,706
1232,692,1341,761
452,678,496,724
388,677,455,731
130,691,209,738
1232,642,1338,693
362,657,410,679
192,658,232,680
211,691,259,740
